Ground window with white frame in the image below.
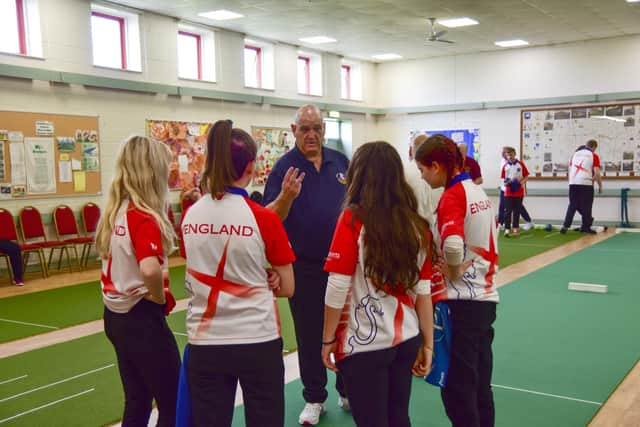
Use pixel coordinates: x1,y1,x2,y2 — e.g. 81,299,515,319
177,25,215,81
297,51,322,96
0,0,42,57
341,60,362,101
244,39,274,89
90,4,141,71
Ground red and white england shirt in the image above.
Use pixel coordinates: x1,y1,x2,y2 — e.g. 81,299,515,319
101,200,168,313
324,209,432,362
569,148,600,186
182,192,295,345
500,160,529,198
434,175,499,303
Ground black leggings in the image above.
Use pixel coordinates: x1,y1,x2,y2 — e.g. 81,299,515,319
337,335,421,427
0,239,23,282
104,299,181,427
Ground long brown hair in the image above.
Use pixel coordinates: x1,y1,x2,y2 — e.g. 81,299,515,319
202,120,257,196
414,134,462,187
345,141,432,293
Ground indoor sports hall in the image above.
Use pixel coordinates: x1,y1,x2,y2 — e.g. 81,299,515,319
1,1,639,426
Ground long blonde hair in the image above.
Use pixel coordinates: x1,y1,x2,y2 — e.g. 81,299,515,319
95,135,175,258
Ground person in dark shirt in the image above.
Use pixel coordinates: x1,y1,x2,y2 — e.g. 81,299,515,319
263,105,350,425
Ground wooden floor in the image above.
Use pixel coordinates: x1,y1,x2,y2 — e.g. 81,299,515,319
0,230,637,426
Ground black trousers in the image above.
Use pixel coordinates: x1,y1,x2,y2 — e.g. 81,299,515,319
104,299,181,427
441,300,497,427
0,239,23,282
337,335,421,427
498,191,530,225
504,197,523,230
563,184,594,231
289,260,345,403
187,338,285,427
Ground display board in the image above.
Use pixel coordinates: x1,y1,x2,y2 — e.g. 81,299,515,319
0,111,101,199
146,119,213,190
521,102,640,179
410,128,481,160
251,126,294,185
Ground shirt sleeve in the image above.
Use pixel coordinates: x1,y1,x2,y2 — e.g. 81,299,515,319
521,161,529,178
593,153,601,169
324,209,359,276
251,202,296,266
129,214,164,263
437,187,466,247
500,164,506,179
262,165,284,206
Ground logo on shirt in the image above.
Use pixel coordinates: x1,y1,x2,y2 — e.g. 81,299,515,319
150,243,158,251
336,172,347,185
114,225,126,236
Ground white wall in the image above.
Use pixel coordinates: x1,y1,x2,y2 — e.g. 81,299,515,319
375,35,640,224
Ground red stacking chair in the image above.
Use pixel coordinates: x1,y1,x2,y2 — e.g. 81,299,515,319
19,206,73,273
53,205,94,268
81,203,101,266
0,208,48,278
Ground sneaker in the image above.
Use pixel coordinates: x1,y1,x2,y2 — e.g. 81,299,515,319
299,403,325,425
338,396,351,412
14,281,24,287
581,229,597,234
504,229,510,237
511,228,520,236
560,227,568,234
521,222,534,231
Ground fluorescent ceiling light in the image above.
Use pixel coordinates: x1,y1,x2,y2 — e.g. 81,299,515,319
591,115,626,123
626,0,640,3
198,10,244,20
372,53,402,60
495,39,529,47
299,36,337,44
438,17,479,28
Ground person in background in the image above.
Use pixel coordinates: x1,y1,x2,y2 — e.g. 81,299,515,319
95,135,180,427
500,146,530,237
321,141,434,427
458,142,483,185
249,190,264,204
180,120,295,427
263,104,350,426
406,134,443,226
416,134,499,427
497,146,534,230
0,239,24,286
561,139,602,234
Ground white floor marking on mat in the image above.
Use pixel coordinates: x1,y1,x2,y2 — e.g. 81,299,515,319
0,375,27,386
0,389,94,424
172,331,188,336
0,364,113,403
0,318,58,330
492,383,601,405
544,232,560,238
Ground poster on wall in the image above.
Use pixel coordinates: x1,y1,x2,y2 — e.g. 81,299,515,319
252,126,294,185
9,142,26,185
410,128,481,161
25,137,57,194
521,103,640,178
147,120,212,190
0,141,5,180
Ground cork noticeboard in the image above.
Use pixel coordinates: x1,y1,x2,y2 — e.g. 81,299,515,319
0,111,101,198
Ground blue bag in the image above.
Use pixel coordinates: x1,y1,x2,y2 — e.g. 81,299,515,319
425,301,452,388
508,179,521,193
176,344,193,427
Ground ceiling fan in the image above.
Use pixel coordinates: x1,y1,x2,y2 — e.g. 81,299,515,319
426,17,455,44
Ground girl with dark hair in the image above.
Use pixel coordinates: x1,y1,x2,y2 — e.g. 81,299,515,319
179,120,296,427
321,141,434,427
415,134,499,427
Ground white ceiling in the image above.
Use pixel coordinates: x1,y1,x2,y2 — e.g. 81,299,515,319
106,0,640,62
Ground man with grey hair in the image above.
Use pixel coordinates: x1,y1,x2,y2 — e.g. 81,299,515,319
263,104,350,425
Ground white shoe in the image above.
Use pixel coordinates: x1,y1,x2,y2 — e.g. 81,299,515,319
504,229,510,237
522,222,534,231
299,402,325,425
338,396,351,412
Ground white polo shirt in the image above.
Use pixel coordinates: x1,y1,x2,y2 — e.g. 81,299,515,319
569,147,600,186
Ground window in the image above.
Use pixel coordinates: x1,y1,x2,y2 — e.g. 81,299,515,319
297,51,322,96
340,65,351,99
90,5,141,71
298,56,310,94
177,25,216,81
244,39,274,89
0,0,42,57
340,60,363,101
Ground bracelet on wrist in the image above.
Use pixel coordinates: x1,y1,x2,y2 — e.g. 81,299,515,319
322,337,337,345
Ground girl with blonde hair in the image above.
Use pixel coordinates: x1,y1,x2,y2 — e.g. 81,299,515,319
96,135,181,427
